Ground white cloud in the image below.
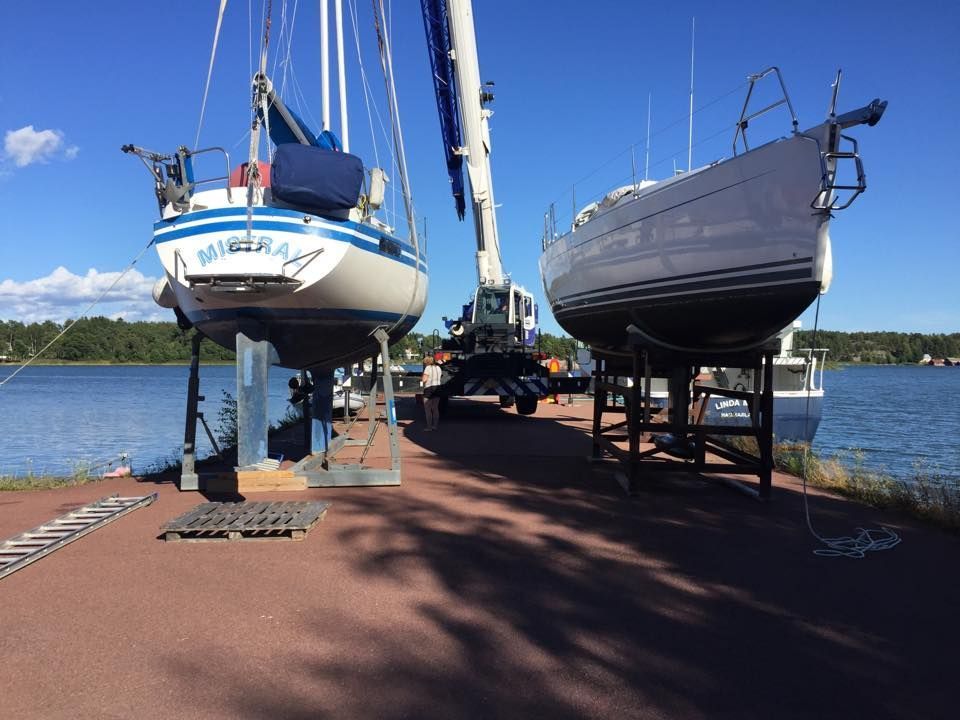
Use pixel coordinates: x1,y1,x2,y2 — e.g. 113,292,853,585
0,266,169,323
4,125,64,167
65,145,80,160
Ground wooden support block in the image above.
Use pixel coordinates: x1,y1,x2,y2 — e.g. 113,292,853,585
201,471,307,494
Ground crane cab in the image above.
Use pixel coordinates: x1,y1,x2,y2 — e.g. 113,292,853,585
448,283,537,349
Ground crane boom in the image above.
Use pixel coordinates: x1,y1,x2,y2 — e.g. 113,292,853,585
419,0,556,417
423,0,503,286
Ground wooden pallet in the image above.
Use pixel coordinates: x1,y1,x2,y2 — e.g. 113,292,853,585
161,500,330,542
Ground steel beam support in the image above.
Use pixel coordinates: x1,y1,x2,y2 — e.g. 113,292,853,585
309,370,335,455
236,332,272,468
374,328,402,472
301,370,312,454
180,333,202,491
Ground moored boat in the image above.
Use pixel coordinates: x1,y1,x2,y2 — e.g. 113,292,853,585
575,319,827,443
701,321,827,442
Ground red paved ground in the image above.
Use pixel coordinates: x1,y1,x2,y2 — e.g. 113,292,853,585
0,397,957,719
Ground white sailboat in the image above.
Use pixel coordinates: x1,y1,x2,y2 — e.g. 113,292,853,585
540,68,886,354
126,0,427,372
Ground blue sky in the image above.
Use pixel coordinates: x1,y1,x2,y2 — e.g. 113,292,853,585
1,0,957,338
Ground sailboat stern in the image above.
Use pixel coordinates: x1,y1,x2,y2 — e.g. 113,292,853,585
151,190,426,369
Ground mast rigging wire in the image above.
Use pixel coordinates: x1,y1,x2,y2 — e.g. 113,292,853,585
195,0,230,150
548,81,749,210
371,0,422,335
0,238,157,389
347,0,382,170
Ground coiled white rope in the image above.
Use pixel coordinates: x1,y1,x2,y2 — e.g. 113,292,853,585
799,295,901,558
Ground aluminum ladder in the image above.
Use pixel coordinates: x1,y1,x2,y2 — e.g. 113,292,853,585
0,494,157,580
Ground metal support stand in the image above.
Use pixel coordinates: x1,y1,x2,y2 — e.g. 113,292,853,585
309,371,335,454
591,329,779,500
181,333,203,490
236,331,274,468
180,333,225,490
292,327,402,486
301,370,312,453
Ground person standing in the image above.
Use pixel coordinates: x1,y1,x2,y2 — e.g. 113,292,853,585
421,356,443,431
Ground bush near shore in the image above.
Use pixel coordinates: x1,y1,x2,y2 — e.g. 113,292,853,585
0,462,116,491
774,443,960,532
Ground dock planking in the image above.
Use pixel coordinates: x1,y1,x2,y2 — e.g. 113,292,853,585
161,500,330,542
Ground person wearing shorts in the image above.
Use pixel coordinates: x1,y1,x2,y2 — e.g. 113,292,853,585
421,356,442,431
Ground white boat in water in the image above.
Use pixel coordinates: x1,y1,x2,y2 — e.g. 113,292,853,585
540,68,885,353
126,2,427,371
701,321,828,443
576,320,828,443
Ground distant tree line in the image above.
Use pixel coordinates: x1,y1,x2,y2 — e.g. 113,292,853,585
391,329,578,362
1,318,580,365
794,330,960,364
1,317,235,363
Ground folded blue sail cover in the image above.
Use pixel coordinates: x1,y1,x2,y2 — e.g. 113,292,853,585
271,144,364,213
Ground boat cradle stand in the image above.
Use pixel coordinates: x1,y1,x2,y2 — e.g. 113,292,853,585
291,328,402,488
178,328,401,492
590,326,778,501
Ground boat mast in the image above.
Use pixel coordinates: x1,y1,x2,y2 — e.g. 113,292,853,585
687,16,695,172
321,0,330,131
334,0,349,151
446,0,503,287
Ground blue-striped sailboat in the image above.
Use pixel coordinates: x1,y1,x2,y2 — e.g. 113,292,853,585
126,21,426,372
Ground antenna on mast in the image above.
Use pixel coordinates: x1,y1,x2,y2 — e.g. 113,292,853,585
321,0,330,131
687,16,695,172
645,92,651,181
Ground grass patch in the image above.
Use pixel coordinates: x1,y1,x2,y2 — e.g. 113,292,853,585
0,464,105,492
774,442,960,532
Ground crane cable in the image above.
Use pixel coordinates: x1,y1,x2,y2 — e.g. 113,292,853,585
799,294,901,558
0,237,157,389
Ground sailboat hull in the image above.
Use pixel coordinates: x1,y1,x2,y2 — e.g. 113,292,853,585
540,133,831,351
154,198,427,369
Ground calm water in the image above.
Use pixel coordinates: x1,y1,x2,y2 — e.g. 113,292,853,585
1,364,958,482
0,365,300,476
813,365,960,483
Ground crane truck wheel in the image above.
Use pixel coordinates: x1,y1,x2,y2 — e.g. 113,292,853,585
499,396,515,408
515,395,538,415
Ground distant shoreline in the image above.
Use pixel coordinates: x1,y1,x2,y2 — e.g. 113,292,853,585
0,360,948,368
0,361,236,367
